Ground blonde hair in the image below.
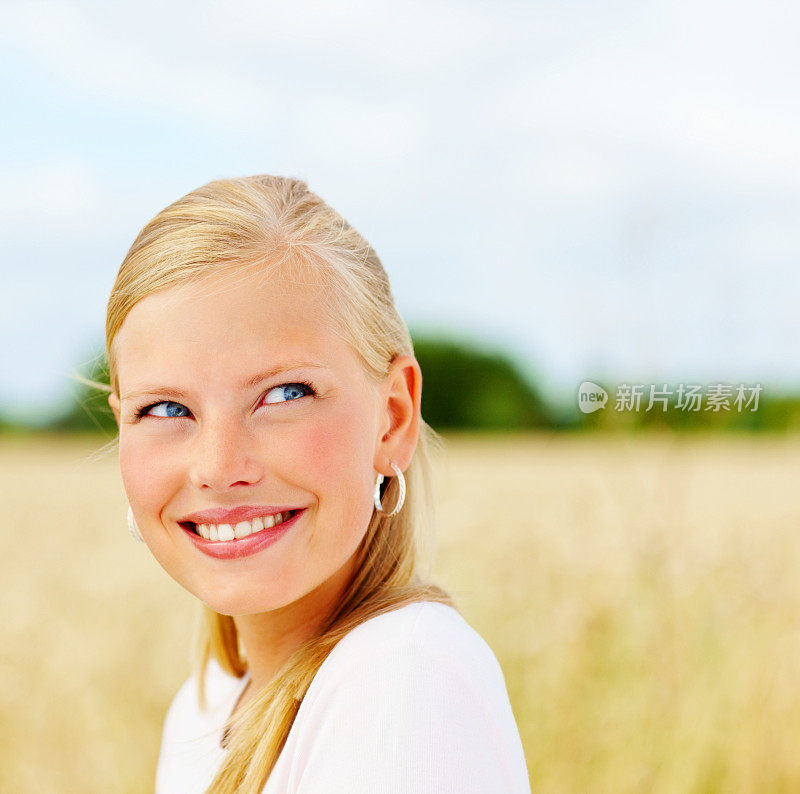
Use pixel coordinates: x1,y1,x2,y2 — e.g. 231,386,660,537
102,175,455,793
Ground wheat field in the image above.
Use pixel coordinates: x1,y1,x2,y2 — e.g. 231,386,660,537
2,432,800,793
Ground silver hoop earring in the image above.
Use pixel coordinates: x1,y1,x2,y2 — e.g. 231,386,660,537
373,461,406,517
127,505,145,543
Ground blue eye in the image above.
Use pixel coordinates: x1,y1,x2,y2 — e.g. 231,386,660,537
263,381,316,404
136,401,191,419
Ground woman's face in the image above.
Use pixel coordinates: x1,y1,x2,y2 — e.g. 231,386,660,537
108,265,403,616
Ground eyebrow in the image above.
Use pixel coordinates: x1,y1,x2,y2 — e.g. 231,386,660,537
121,362,328,402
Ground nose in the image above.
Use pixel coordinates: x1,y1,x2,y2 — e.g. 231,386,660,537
188,414,263,491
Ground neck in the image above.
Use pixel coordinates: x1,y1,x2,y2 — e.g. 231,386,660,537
232,552,357,691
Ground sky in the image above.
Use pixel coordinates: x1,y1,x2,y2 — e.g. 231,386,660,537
1,0,798,422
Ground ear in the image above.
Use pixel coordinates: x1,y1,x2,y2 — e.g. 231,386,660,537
108,391,121,429
374,354,422,475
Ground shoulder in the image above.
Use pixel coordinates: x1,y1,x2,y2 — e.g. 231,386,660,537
283,601,530,793
313,600,518,726
334,600,489,656
160,656,246,741
312,601,508,700
156,659,247,792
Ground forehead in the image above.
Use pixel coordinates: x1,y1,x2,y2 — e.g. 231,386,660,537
113,267,356,391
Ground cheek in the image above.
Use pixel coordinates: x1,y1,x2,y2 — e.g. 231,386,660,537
292,400,376,489
118,433,178,516
292,414,375,569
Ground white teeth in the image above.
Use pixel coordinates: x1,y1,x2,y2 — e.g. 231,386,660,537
194,511,295,542
234,521,251,539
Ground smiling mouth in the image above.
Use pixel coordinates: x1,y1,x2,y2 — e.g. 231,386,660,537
179,509,301,542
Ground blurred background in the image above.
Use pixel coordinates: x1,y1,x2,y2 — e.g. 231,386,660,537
2,1,800,792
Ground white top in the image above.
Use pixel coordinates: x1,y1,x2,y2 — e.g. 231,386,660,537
155,601,531,793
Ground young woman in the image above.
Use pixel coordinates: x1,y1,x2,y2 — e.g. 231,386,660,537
101,175,530,793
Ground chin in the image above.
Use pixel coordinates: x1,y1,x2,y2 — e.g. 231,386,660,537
194,581,301,617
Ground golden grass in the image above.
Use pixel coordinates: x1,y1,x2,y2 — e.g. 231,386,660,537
3,432,800,792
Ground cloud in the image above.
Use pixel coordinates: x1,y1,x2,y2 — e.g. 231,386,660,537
491,0,800,188
0,160,103,235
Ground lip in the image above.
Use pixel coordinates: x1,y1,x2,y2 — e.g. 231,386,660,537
179,504,303,525
181,508,306,560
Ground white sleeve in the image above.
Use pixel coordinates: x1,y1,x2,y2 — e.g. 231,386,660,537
291,639,530,794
